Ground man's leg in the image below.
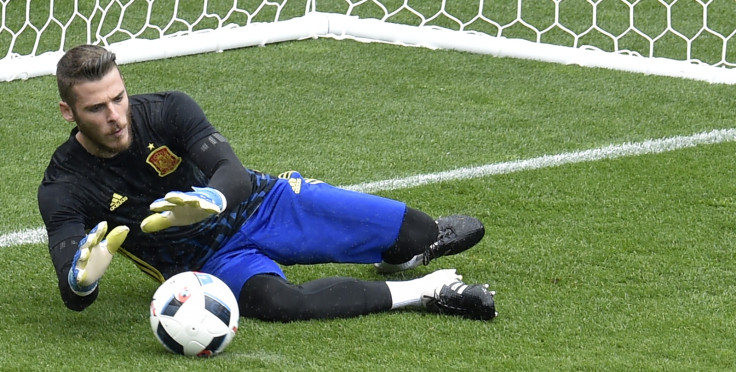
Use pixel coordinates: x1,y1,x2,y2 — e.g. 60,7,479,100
376,210,486,274
245,174,407,265
380,207,439,264
246,173,484,268
238,274,391,322
239,269,496,322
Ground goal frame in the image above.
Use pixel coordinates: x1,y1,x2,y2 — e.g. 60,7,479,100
1,5,735,84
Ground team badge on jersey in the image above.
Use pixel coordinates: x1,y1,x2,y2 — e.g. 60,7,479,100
146,145,182,177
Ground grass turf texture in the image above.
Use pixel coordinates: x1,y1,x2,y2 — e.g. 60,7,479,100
1,38,736,370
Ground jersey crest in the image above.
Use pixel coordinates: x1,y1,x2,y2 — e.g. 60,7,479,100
146,145,182,177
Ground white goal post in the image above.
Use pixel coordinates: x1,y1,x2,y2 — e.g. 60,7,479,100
1,0,735,84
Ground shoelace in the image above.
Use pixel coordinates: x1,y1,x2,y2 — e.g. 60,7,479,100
423,226,455,265
424,281,467,301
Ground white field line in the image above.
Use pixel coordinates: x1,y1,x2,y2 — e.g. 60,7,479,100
4,128,736,248
342,128,736,193
0,227,47,248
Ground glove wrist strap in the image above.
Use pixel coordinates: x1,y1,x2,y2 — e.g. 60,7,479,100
68,270,98,296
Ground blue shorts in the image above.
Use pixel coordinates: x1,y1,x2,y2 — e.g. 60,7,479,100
201,172,406,299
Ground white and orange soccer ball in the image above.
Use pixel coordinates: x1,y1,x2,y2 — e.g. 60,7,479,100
149,271,239,357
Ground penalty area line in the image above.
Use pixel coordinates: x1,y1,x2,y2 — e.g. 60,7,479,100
3,128,736,248
342,128,736,193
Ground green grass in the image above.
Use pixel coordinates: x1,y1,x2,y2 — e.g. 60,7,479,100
2,21,736,372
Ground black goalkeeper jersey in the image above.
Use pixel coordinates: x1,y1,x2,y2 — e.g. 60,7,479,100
39,91,276,287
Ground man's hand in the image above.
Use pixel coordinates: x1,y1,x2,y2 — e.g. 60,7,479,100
140,187,226,233
69,221,129,295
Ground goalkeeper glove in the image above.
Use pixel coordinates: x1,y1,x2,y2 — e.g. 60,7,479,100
69,221,129,296
140,186,226,233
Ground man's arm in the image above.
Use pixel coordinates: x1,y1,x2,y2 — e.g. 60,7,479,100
39,181,127,311
140,133,252,233
162,91,253,210
39,181,95,311
49,235,97,311
141,92,254,233
189,131,253,211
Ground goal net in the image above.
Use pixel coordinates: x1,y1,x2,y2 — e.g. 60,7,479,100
2,0,735,84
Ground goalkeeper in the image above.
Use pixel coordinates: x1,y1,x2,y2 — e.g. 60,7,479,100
38,44,496,322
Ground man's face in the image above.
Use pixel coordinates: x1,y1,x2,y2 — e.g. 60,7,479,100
59,68,132,158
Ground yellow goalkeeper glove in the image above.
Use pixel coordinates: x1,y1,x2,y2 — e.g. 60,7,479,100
140,187,226,233
69,221,129,295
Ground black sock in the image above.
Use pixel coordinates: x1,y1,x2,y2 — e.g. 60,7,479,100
380,207,438,264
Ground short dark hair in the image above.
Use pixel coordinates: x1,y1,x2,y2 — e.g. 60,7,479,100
56,44,119,106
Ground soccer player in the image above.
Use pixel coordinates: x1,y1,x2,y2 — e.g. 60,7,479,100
38,44,496,322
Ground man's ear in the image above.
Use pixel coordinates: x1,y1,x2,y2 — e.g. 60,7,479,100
59,101,75,122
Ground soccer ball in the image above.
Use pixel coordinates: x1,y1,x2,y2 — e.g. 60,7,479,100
149,271,239,357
